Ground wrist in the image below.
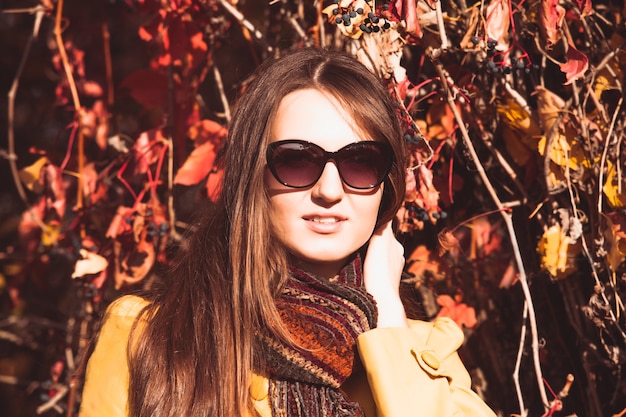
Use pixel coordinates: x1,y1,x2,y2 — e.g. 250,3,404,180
370,291,408,328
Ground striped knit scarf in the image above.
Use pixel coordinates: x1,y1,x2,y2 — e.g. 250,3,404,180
257,255,377,417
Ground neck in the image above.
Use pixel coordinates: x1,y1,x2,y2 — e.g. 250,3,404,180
288,256,349,280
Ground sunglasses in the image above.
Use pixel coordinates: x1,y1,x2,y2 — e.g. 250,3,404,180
266,139,393,190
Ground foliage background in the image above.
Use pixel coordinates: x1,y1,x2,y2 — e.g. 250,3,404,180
0,0,625,416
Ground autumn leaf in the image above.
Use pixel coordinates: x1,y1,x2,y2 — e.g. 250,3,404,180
537,224,581,279
486,0,511,50
575,0,593,17
498,97,542,166
539,0,565,49
603,161,626,208
436,294,478,329
119,69,169,110
438,227,461,256
72,249,108,279
113,238,155,289
18,157,48,194
423,100,457,141
106,206,135,239
406,245,442,281
416,165,440,211
323,0,374,39
560,42,589,85
602,214,626,271
535,87,589,171
388,0,422,38
175,119,226,187
188,119,227,146
469,217,503,259
174,141,218,186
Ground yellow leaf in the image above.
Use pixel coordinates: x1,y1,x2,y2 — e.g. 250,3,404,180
537,224,581,279
602,215,626,270
18,157,48,193
498,98,541,166
536,87,589,170
41,221,61,247
603,161,626,208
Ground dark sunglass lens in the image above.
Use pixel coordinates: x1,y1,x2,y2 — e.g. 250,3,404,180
270,142,324,187
338,143,391,188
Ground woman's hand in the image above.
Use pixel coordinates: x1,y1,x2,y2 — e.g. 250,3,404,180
363,221,408,328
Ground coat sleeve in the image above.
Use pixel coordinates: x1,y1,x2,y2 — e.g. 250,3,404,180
356,317,497,417
78,296,149,417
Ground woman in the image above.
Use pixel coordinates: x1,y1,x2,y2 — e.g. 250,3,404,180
79,48,496,417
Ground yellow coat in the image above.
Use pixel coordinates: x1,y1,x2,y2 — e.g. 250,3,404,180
79,296,497,417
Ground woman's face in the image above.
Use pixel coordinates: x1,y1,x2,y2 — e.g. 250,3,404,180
265,89,384,278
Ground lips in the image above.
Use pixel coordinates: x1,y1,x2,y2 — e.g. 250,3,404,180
303,214,346,233
309,216,341,224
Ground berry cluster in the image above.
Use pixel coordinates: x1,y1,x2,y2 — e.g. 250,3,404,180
475,37,533,75
329,0,391,33
406,205,448,224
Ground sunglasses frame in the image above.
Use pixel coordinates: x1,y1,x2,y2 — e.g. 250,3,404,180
266,139,394,190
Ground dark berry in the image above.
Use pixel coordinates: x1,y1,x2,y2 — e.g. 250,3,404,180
503,66,512,74
335,16,343,24
383,21,390,29
470,36,479,45
350,10,357,18
373,25,380,32
332,8,339,15
357,7,364,14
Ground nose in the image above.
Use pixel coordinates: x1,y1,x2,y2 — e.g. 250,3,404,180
311,161,344,204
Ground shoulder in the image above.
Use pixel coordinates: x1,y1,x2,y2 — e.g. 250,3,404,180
408,317,464,347
104,295,150,319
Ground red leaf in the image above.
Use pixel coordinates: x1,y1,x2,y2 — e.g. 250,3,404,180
174,141,217,186
389,0,422,38
559,42,589,84
575,0,593,17
539,0,565,49
119,69,169,110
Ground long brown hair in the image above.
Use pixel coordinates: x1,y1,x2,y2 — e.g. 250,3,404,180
127,47,406,417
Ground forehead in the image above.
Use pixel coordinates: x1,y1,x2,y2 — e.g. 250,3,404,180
269,89,368,152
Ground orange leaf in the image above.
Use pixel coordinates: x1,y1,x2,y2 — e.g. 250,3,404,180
436,295,478,329
174,141,217,186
